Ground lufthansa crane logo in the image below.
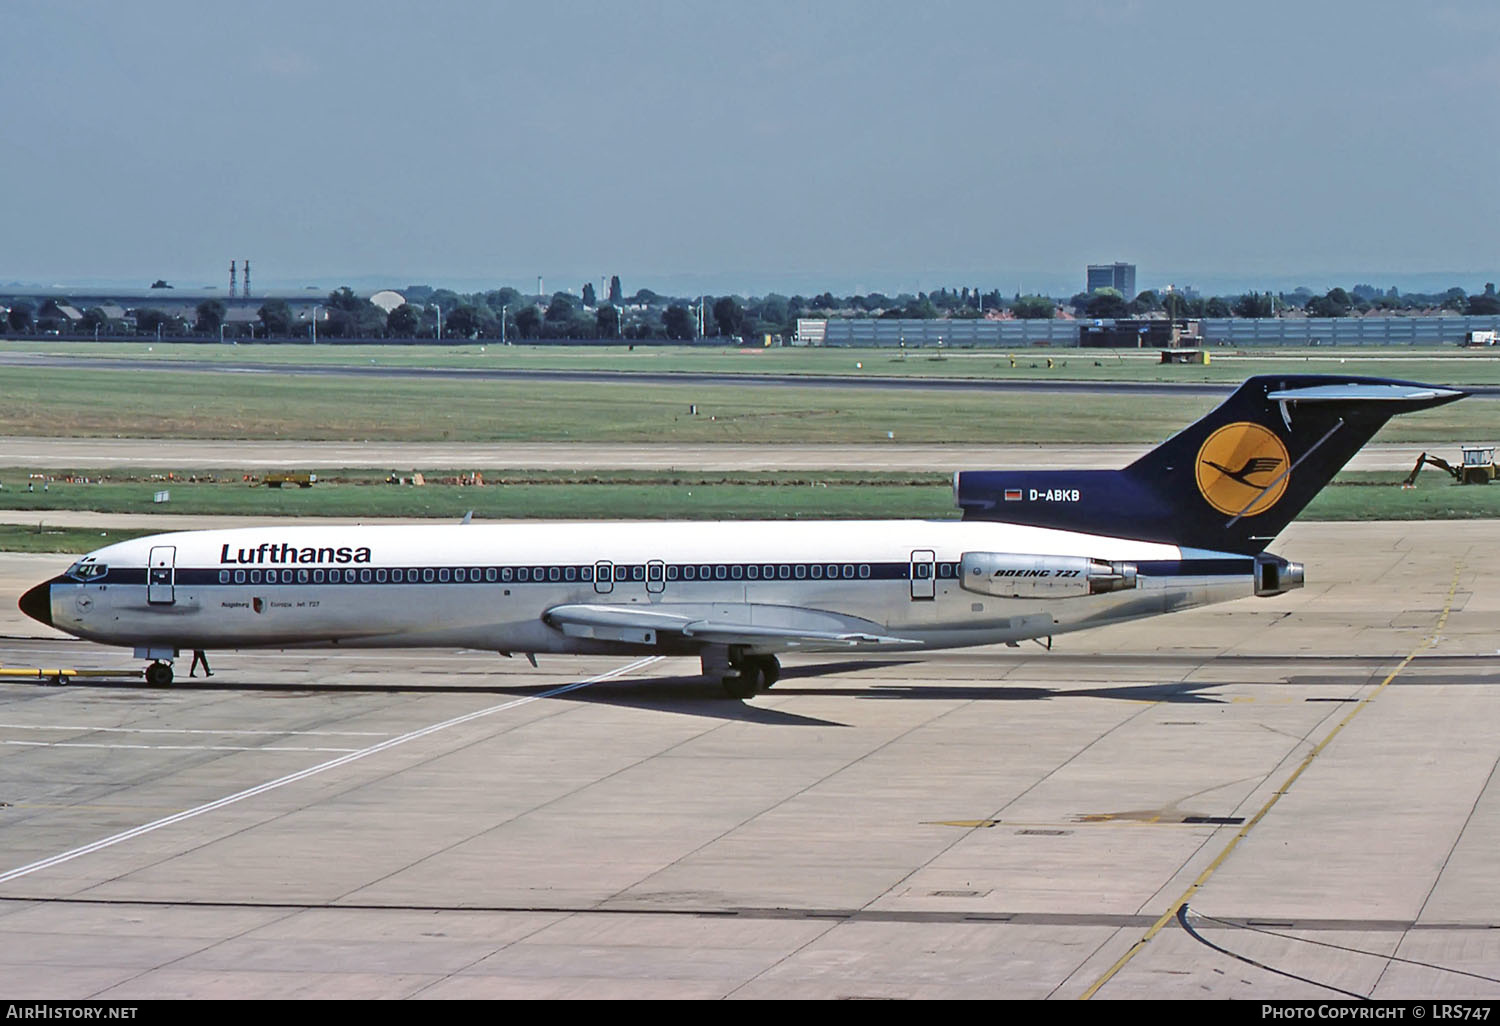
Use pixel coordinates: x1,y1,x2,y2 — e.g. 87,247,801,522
1195,422,1290,516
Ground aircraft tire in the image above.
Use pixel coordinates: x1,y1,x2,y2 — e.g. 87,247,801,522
145,661,174,687
754,655,780,689
722,663,764,700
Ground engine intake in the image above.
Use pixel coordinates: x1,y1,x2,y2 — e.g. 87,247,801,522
959,552,1137,599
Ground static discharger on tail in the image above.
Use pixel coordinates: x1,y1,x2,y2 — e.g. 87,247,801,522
19,376,1465,698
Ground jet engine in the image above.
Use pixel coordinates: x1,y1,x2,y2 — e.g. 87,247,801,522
959,552,1137,599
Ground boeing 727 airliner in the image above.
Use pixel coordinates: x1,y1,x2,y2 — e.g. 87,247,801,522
18,375,1464,698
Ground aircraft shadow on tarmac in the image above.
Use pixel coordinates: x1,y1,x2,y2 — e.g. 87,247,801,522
20,658,1237,725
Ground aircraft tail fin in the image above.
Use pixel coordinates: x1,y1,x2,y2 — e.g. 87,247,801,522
956,375,1465,554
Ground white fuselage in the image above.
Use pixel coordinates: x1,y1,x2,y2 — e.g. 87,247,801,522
36,520,1259,658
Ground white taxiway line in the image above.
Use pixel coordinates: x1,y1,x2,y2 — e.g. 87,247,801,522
0,656,664,886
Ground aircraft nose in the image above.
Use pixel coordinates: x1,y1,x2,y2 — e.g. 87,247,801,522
18,581,52,627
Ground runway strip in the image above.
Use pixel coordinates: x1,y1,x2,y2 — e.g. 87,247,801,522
0,655,663,887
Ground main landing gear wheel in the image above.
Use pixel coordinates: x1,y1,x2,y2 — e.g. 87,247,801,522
145,661,174,687
721,654,780,699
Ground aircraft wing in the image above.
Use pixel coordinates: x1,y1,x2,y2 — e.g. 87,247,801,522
543,603,919,650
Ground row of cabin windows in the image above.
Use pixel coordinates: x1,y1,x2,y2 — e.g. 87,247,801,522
209,561,964,587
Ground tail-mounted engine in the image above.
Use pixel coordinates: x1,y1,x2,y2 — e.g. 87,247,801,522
1254,554,1304,596
959,552,1137,600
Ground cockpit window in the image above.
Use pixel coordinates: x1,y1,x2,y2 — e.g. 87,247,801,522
65,559,108,581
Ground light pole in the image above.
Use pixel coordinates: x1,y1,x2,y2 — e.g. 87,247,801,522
311,305,322,344
501,304,507,345
433,303,442,341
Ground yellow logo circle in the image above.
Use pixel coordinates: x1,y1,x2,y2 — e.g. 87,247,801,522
1195,422,1290,516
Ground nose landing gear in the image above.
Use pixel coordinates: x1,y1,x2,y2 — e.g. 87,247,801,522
144,660,174,687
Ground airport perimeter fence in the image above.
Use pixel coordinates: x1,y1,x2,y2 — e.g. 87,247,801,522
815,315,1500,348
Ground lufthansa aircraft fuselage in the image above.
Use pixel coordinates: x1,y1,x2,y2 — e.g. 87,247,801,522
30,519,1264,654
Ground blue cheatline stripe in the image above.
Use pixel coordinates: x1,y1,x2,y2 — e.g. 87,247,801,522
83,558,1254,589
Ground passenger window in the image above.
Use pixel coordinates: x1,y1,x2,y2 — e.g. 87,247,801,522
219,570,230,584
360,569,372,583
455,568,466,582
810,564,822,579
486,568,497,582
549,567,560,582
423,568,434,583
714,565,726,580
795,564,806,579
299,569,310,584
730,564,743,580
747,565,759,580
565,566,577,582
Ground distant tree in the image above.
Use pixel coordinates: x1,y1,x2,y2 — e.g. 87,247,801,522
387,303,420,337
7,302,34,332
445,304,481,338
322,287,385,337
1010,295,1055,320
545,292,577,324
513,305,542,339
713,296,744,338
149,279,172,289
596,303,622,338
1232,292,1274,318
81,307,110,333
581,282,597,307
1468,293,1500,315
1161,292,1188,319
1305,287,1353,318
757,293,790,331
663,304,695,340
194,299,226,334
135,308,172,334
486,287,523,311
257,299,292,336
609,275,623,303
1084,288,1129,319
1132,290,1161,314
901,297,938,319
1204,296,1232,318
631,288,660,305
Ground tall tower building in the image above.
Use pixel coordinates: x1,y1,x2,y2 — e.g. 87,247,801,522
1086,262,1136,298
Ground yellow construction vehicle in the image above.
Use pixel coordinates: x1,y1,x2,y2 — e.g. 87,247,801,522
1401,446,1497,488
259,471,317,489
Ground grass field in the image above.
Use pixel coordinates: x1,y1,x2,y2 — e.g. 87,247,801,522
9,339,1500,385
0,364,1490,443
1,467,1494,548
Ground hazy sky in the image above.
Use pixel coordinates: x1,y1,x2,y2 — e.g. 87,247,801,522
3,0,1497,296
